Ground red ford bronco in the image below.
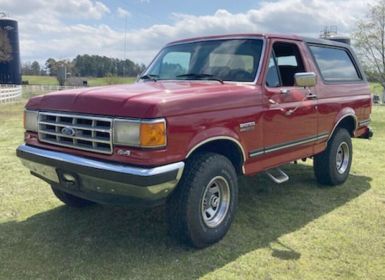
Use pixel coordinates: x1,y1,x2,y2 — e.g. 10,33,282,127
17,34,373,248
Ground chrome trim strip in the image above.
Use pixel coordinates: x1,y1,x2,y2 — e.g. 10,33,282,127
249,132,329,158
186,136,246,174
249,149,264,157
39,130,111,144
358,119,371,127
328,114,358,141
17,144,185,181
265,133,328,154
39,111,113,122
186,136,246,160
39,121,111,133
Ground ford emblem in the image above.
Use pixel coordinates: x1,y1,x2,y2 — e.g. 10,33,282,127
61,127,76,137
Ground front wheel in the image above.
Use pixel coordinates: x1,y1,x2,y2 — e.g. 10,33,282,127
166,153,238,248
314,128,353,186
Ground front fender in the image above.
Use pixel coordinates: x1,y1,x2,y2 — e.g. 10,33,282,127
185,127,245,159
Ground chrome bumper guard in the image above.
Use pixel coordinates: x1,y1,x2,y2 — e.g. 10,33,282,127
16,144,185,206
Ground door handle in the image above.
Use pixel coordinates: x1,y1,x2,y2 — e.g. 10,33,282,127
306,92,317,100
280,89,290,94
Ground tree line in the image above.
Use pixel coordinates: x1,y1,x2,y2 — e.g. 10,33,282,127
22,55,146,78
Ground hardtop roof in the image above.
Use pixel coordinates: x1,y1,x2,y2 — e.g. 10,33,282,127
167,33,351,49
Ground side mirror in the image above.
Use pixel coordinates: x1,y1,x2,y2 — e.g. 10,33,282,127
294,72,317,87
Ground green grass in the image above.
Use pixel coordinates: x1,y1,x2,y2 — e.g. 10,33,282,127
1,102,385,279
87,76,136,86
22,75,136,86
22,75,59,85
370,82,383,94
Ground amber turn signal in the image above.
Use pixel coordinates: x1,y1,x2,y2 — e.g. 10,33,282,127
140,122,166,147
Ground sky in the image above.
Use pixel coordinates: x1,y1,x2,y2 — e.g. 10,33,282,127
0,0,375,66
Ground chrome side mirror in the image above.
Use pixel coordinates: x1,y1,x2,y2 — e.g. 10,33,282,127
295,72,317,87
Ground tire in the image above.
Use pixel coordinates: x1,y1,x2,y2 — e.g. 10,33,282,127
314,128,352,186
51,186,95,208
166,153,238,248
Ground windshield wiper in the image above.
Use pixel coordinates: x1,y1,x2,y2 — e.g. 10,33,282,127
139,74,159,82
176,73,224,84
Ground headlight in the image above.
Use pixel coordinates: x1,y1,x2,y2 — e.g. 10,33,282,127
113,118,166,148
24,110,38,132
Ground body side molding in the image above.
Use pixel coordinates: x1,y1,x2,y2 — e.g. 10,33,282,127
328,113,358,140
186,136,246,163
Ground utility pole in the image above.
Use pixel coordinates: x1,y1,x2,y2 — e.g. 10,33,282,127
123,15,127,77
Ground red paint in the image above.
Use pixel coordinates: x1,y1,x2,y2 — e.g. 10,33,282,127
24,34,372,175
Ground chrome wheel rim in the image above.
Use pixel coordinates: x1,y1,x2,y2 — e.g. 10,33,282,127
201,176,230,228
336,142,350,174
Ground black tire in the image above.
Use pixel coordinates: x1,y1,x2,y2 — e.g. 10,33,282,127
166,153,238,248
51,187,95,208
314,128,352,186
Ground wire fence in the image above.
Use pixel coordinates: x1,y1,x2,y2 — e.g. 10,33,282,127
21,85,83,98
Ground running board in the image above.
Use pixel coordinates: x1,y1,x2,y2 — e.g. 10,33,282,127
265,168,289,184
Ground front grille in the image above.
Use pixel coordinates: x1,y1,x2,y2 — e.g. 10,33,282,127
38,112,113,154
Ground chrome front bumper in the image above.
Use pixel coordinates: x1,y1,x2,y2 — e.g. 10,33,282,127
16,144,185,206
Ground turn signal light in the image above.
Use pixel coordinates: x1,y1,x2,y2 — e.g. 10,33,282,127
140,122,166,147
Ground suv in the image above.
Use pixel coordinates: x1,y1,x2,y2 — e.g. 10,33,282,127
17,34,373,248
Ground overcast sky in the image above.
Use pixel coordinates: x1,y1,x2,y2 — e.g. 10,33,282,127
0,0,374,65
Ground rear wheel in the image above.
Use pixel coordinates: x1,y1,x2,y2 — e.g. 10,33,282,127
51,187,95,208
314,128,352,186
166,153,238,248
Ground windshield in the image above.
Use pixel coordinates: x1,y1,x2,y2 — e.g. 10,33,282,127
143,38,264,83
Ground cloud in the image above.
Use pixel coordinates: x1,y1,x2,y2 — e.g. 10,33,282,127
2,0,375,65
1,0,110,19
117,7,131,18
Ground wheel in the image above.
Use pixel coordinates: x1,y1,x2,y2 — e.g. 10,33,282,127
51,186,95,208
166,153,238,248
314,128,352,186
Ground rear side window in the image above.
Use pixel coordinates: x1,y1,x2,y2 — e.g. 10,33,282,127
309,45,361,82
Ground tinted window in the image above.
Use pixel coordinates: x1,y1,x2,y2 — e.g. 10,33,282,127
309,45,360,81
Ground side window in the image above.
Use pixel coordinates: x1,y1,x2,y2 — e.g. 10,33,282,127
160,52,191,78
273,42,305,86
266,55,280,87
309,45,361,81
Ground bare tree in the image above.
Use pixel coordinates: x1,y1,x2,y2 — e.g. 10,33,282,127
353,0,385,93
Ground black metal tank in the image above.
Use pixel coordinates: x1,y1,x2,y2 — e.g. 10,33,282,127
0,17,21,85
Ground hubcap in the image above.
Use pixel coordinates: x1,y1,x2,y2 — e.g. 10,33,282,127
336,142,350,174
201,176,230,228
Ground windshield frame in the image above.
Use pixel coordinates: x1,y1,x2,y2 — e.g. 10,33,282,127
141,36,266,84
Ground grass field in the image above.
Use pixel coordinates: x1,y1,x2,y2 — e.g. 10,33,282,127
370,83,383,95
0,101,384,279
22,75,137,87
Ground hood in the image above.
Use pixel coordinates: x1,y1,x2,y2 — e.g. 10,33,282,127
26,81,261,118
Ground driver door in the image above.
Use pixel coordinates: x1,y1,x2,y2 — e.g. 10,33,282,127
261,40,318,169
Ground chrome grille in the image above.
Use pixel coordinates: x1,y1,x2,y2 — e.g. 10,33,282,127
38,112,113,154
